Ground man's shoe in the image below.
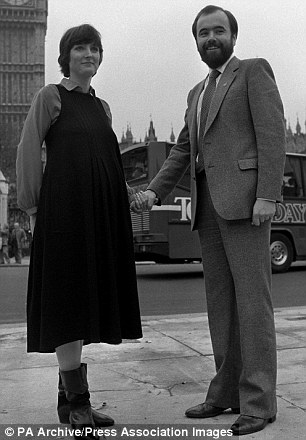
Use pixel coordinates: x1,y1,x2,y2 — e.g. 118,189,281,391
185,403,240,418
231,414,276,436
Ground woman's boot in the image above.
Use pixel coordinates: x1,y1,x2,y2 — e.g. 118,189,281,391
60,364,99,439
57,363,114,426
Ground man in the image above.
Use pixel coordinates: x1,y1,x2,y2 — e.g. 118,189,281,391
137,5,286,436
11,222,26,264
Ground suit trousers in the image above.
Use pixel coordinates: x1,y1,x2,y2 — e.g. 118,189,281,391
195,171,277,418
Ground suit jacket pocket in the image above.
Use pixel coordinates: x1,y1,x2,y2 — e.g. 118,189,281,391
238,157,258,170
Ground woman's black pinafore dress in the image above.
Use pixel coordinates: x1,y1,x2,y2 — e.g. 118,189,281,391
27,85,142,352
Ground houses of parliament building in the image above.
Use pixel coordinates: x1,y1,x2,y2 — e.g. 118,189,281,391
119,119,176,151
0,0,305,226
119,118,306,155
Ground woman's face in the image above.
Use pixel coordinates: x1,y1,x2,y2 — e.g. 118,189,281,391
69,42,102,80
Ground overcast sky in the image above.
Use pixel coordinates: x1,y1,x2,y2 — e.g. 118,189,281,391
45,0,306,143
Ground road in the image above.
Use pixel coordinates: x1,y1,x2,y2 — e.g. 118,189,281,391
136,262,306,316
0,262,305,324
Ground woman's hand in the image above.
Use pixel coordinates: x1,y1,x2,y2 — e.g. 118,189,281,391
126,184,136,204
30,214,37,234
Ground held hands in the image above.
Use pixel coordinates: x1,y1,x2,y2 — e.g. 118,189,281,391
129,192,276,222
252,199,276,226
130,190,157,214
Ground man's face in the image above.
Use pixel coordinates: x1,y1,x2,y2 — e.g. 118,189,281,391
196,10,236,69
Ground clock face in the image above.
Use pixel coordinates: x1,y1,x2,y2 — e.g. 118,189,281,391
3,0,31,5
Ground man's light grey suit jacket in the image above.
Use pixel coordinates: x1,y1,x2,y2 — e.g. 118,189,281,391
148,56,286,229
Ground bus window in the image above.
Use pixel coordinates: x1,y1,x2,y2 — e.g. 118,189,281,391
121,147,148,183
283,156,303,198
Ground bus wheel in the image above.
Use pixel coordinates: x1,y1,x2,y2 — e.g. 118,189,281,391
270,233,293,273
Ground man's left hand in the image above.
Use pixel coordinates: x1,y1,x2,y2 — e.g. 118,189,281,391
252,199,276,226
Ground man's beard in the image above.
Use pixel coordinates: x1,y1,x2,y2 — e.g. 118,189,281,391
199,40,234,69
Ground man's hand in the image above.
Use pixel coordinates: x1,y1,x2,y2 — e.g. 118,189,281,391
144,190,158,209
252,199,276,226
130,190,158,214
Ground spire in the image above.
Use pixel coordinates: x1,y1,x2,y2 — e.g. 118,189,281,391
170,125,175,143
121,129,126,143
287,119,292,136
145,116,157,142
296,116,301,135
125,123,134,144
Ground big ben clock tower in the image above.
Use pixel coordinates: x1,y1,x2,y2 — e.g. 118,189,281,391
0,0,48,222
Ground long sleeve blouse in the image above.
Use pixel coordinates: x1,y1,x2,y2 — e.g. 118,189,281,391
16,78,112,216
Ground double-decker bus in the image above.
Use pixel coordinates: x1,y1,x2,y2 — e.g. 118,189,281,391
121,142,306,273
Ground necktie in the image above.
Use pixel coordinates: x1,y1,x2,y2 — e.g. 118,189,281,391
197,69,221,173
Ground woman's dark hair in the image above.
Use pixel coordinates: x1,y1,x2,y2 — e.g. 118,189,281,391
192,5,238,40
58,24,103,77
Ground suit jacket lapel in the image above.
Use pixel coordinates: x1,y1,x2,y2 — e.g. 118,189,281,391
204,56,240,136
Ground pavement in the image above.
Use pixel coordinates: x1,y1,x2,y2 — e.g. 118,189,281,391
0,302,305,440
0,256,30,267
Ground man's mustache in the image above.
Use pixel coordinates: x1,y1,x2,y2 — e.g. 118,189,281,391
203,42,221,50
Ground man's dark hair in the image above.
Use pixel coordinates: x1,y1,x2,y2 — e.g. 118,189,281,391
58,24,103,77
192,5,238,40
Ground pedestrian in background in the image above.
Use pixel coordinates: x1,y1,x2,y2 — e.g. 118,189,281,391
11,222,26,264
134,5,286,436
17,24,143,439
0,224,10,264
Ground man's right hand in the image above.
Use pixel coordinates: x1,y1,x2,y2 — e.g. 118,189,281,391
144,190,158,210
130,190,158,213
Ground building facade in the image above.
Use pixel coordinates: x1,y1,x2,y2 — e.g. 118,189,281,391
119,118,176,151
0,0,48,224
286,118,306,154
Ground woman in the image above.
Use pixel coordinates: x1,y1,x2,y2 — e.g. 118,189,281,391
16,24,143,438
